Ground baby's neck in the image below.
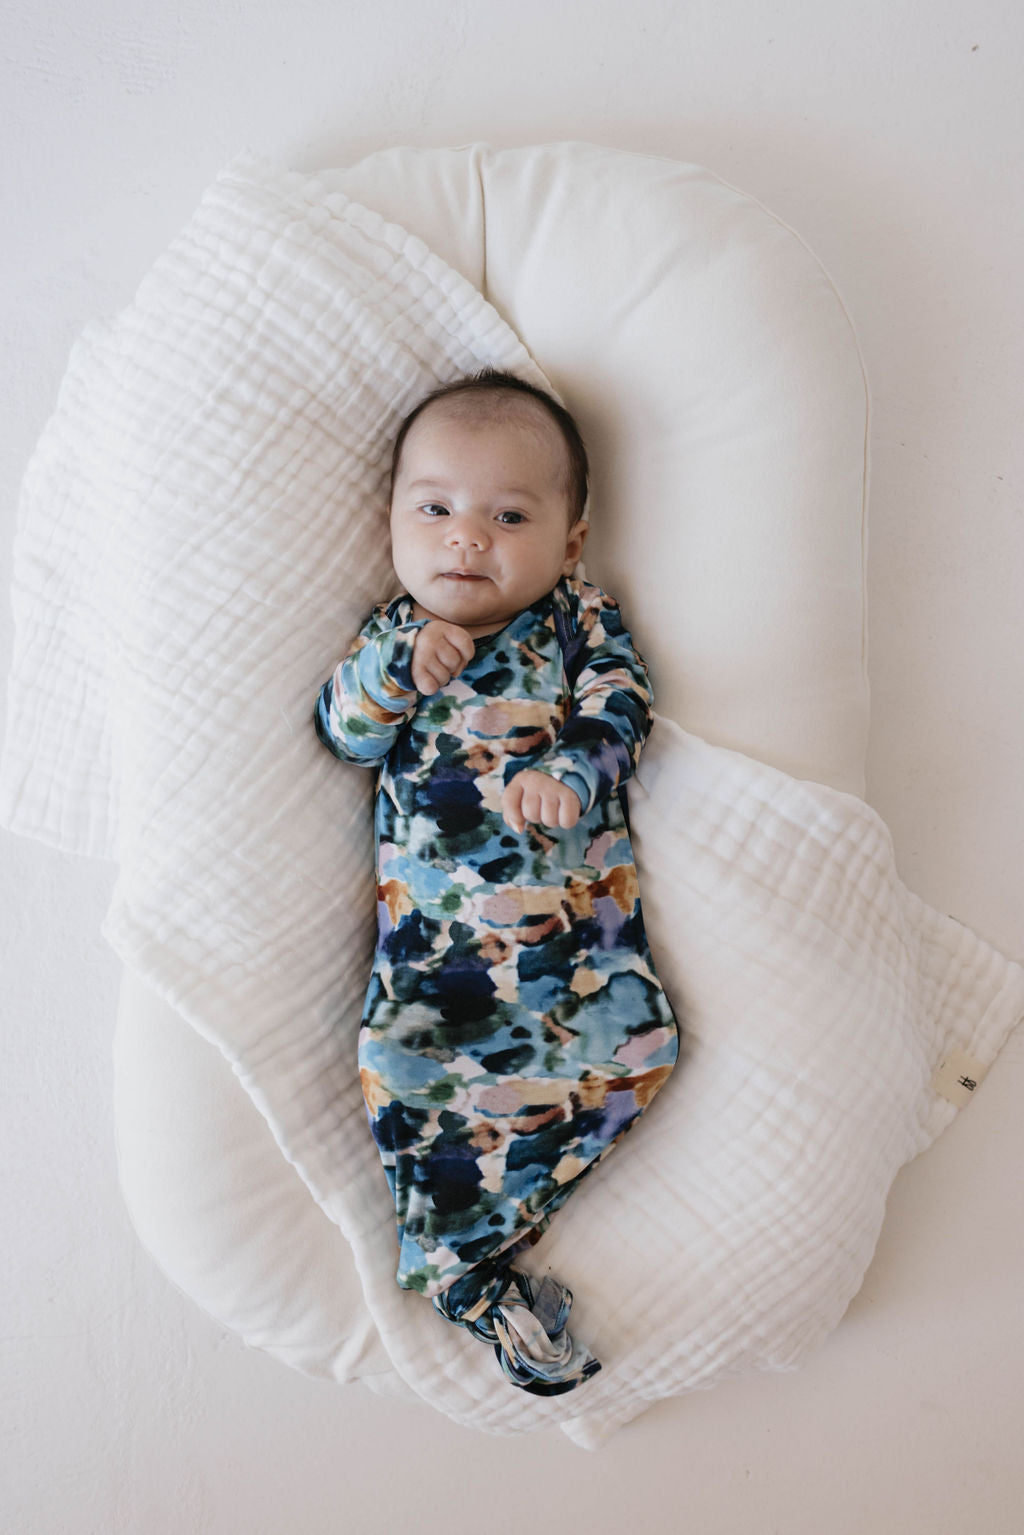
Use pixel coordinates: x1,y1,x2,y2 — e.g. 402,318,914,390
410,599,525,639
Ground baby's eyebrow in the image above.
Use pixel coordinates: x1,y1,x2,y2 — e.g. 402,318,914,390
405,478,543,502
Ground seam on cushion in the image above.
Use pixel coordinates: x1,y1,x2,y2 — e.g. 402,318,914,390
858,359,871,688
476,145,489,301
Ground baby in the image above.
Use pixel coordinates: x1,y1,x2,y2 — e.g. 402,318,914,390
315,370,678,1394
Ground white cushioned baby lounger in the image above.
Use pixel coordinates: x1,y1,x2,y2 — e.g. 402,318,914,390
116,138,866,1416
7,142,1016,1448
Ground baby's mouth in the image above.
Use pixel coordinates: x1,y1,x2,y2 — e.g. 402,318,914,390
441,570,489,582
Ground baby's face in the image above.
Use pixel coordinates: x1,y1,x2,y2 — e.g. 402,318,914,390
389,401,587,638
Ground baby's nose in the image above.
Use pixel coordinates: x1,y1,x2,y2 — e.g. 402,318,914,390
446,518,490,549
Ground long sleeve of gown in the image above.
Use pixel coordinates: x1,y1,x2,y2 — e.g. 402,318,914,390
529,585,654,815
314,607,426,766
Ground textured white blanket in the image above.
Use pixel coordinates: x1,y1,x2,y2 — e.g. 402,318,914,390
3,161,1022,1446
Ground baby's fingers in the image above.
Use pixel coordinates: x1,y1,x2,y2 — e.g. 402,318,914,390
433,634,469,676
500,779,528,833
412,648,458,695
529,780,580,830
446,625,476,673
412,660,443,694
501,772,582,832
519,783,551,828
553,784,582,828
412,622,475,694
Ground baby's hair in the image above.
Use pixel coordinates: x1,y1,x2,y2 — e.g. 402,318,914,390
389,368,589,524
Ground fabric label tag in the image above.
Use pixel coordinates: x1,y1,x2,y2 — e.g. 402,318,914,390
932,1049,989,1109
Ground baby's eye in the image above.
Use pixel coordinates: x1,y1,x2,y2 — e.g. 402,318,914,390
497,510,525,525
420,502,449,517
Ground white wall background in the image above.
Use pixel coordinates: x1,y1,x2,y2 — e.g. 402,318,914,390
3,3,1022,1532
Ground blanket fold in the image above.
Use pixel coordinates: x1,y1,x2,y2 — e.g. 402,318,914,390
2,158,1022,1442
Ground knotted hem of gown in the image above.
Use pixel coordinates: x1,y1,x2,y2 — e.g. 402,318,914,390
430,1249,601,1396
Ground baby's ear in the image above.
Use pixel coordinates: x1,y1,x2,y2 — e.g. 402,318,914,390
562,518,588,572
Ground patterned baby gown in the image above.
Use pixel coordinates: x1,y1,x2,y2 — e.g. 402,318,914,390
315,575,679,1392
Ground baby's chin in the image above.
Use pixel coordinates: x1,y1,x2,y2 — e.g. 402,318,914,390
408,584,517,636
413,599,516,638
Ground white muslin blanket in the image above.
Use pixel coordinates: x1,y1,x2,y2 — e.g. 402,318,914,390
3,161,1022,1446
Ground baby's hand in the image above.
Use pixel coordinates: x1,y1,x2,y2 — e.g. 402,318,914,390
411,621,475,695
502,770,582,833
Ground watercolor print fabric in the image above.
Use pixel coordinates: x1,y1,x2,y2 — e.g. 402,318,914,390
315,577,679,1386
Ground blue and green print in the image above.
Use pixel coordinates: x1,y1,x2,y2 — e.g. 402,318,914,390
315,577,679,1393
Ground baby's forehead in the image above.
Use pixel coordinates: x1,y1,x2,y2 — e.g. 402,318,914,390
411,390,559,444
402,394,573,491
